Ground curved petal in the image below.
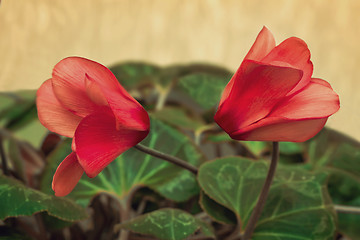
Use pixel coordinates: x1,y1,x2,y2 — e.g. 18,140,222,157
51,58,106,117
231,118,327,142
85,73,108,106
74,109,149,178
311,78,333,89
71,137,76,152
88,72,150,131
98,81,149,132
52,57,148,131
244,26,276,61
215,60,303,135
262,37,313,94
52,152,84,197
51,57,124,117
269,78,340,119
218,73,236,107
219,26,275,106
86,73,150,131
36,79,82,137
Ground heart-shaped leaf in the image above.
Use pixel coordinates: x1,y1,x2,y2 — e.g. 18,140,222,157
198,157,336,240
307,128,360,239
0,174,87,221
118,208,215,240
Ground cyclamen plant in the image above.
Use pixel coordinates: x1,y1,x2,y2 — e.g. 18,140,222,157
2,27,356,240
214,26,339,239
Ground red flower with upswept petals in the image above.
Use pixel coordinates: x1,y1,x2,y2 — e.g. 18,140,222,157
36,57,150,196
214,27,340,142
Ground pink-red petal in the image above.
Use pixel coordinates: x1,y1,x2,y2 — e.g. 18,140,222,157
74,109,149,178
269,78,340,119
52,57,148,131
85,74,108,106
52,152,84,197
244,26,276,61
219,27,276,106
51,58,108,117
261,37,313,94
311,78,333,89
215,60,303,135
36,79,82,137
231,118,327,142
103,87,150,132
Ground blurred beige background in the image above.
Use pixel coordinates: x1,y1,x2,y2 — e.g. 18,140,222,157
0,0,359,140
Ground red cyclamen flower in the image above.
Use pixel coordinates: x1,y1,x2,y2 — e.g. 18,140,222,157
214,27,340,142
37,57,150,196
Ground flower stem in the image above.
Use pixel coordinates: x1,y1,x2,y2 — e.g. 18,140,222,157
134,144,198,175
243,142,279,240
334,205,360,215
0,135,9,175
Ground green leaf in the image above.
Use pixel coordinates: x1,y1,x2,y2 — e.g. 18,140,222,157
151,107,205,131
306,128,360,239
199,191,236,225
118,208,215,240
205,132,232,143
0,174,87,221
279,142,304,165
42,118,204,206
177,73,228,110
157,63,232,88
279,142,304,155
0,90,48,147
198,157,336,239
242,141,268,157
109,62,161,89
40,212,76,230
307,128,360,175
0,90,37,130
328,172,360,240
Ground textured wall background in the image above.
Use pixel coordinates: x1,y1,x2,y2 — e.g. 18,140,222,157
0,0,359,140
